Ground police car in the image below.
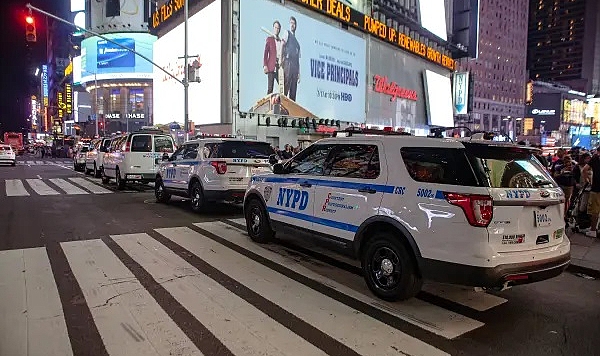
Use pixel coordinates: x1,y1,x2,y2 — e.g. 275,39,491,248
155,137,278,211
243,127,571,301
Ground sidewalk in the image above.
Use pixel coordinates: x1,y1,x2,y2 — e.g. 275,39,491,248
567,230,600,278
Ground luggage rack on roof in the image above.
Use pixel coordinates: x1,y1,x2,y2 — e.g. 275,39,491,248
332,127,413,137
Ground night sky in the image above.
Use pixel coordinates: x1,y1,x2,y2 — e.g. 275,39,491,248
0,0,59,135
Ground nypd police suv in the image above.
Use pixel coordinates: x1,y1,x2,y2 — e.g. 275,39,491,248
243,127,571,301
155,137,277,211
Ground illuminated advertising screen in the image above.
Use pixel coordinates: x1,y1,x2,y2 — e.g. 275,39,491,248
80,33,156,83
152,1,221,125
570,126,591,149
41,65,49,106
423,70,453,127
239,0,367,121
419,0,448,41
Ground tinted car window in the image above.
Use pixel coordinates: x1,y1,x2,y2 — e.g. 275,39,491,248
325,145,380,179
183,143,199,159
79,146,90,153
131,135,152,152
288,144,332,175
208,141,275,159
463,143,557,188
154,135,174,153
401,147,481,186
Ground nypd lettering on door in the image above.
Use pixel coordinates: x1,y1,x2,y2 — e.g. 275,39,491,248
276,188,309,210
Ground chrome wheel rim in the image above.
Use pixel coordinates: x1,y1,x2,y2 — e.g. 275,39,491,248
370,246,402,290
249,207,261,235
155,182,164,199
191,188,201,207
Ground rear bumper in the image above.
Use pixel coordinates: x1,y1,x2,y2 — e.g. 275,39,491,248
0,158,16,164
124,173,155,183
420,250,571,288
204,189,246,202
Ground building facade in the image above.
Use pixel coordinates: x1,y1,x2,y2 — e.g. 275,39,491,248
150,0,466,145
457,0,530,137
527,0,600,95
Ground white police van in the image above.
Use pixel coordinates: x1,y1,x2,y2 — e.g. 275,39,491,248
85,137,112,178
244,128,571,301
155,138,278,212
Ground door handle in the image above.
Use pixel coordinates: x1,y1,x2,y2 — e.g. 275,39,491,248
299,182,312,188
358,187,377,194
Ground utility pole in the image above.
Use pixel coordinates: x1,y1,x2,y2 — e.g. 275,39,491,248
184,0,189,141
94,73,98,137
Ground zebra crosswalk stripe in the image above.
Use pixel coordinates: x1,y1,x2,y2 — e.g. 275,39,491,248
61,239,200,356
25,179,60,195
210,220,484,339
68,178,112,194
0,248,72,356
113,233,327,356
49,178,89,195
5,179,29,196
156,226,449,355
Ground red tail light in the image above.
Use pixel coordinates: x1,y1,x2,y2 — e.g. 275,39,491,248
122,140,131,152
210,161,227,174
444,193,493,227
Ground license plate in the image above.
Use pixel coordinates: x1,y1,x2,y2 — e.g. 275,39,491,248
534,210,552,227
128,174,142,180
251,167,267,175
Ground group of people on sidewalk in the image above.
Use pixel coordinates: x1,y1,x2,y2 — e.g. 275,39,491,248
549,147,600,238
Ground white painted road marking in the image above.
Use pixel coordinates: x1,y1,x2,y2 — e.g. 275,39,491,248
49,178,89,195
5,179,29,196
61,239,201,356
159,225,450,355
25,179,60,195
68,177,112,194
0,248,72,356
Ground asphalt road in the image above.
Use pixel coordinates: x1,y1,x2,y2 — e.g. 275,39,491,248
0,156,598,356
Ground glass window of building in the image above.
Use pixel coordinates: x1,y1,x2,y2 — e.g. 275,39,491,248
109,89,121,113
129,89,144,114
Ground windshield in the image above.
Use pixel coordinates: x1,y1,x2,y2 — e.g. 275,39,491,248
463,143,556,188
208,141,275,159
80,146,90,153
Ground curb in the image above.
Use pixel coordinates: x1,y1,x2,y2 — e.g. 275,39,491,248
566,264,600,279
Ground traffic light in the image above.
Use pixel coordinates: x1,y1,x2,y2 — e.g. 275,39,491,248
25,15,36,42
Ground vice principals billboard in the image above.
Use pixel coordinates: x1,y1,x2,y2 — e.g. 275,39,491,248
239,0,366,121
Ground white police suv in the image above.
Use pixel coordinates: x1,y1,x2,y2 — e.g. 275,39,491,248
155,138,278,211
243,128,571,301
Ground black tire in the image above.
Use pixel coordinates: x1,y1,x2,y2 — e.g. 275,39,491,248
11,161,16,167
93,163,101,178
155,177,171,203
101,171,110,184
245,199,274,243
362,232,422,301
189,181,205,212
115,168,125,190
84,166,92,175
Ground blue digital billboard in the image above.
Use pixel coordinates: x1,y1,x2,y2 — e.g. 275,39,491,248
81,33,156,83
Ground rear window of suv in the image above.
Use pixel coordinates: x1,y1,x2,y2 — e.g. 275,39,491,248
206,141,275,159
401,147,481,186
131,135,152,152
463,143,556,188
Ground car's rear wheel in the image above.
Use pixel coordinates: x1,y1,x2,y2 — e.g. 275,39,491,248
190,182,205,212
11,160,16,167
155,177,171,203
115,167,125,190
94,163,101,178
362,232,422,301
245,199,274,243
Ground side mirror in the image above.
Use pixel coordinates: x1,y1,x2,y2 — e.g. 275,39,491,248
273,163,286,174
162,153,170,161
269,154,279,165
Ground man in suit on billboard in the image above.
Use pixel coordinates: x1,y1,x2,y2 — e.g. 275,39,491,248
282,16,300,101
263,20,283,95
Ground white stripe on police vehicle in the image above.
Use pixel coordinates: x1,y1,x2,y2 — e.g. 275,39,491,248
275,188,309,210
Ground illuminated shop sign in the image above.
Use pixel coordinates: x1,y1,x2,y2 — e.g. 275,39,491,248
42,65,49,106
373,75,417,101
531,109,556,115
291,0,455,70
104,113,145,119
65,84,73,114
452,72,469,115
57,92,65,118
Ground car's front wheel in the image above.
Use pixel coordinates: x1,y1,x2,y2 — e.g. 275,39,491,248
362,232,422,301
245,199,274,243
155,177,171,203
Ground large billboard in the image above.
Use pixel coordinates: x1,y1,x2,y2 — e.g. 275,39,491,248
239,0,366,121
153,1,221,126
80,33,156,83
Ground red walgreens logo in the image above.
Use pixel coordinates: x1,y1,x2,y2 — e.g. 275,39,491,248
373,75,418,102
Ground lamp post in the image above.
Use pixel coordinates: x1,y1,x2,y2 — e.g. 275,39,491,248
184,0,189,141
